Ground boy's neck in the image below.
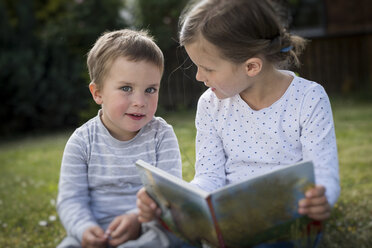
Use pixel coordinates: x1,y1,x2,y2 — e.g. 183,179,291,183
240,67,293,111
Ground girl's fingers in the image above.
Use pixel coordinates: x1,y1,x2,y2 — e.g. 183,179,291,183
306,185,326,198
307,211,331,221
299,195,328,208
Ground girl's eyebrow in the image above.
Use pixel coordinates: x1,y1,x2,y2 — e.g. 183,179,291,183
198,64,212,71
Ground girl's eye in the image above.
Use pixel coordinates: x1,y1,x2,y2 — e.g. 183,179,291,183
145,87,157,94
121,86,132,92
204,67,213,73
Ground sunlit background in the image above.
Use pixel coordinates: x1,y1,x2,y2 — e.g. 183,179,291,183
0,0,371,247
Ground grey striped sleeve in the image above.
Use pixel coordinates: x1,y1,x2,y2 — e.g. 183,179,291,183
57,130,97,242
155,118,182,178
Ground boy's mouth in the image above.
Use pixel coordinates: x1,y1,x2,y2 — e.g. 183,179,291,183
127,113,145,120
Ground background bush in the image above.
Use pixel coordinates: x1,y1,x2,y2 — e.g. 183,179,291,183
0,0,127,135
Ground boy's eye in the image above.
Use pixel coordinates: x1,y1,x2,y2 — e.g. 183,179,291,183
145,87,157,94
121,86,132,92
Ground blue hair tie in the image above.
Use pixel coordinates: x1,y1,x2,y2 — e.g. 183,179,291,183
280,46,293,53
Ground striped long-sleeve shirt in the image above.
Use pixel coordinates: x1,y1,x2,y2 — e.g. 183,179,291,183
57,110,182,242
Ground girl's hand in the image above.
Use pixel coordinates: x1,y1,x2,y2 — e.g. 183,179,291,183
136,187,161,222
106,213,141,247
82,225,107,248
298,185,331,221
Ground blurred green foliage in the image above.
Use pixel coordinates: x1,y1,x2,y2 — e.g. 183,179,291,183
0,0,126,135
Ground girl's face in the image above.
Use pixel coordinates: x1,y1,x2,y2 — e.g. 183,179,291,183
184,38,250,99
90,56,161,141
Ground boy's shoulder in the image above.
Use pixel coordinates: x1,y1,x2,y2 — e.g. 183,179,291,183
147,116,174,131
71,113,101,139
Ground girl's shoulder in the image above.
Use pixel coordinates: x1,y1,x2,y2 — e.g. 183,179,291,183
289,72,328,99
198,88,239,111
198,88,218,104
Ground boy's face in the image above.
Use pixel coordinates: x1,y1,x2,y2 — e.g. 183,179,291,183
90,56,161,141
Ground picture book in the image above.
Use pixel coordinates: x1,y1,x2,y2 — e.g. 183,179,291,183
135,160,316,248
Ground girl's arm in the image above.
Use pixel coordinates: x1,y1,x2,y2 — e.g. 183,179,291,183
299,84,340,210
299,85,340,220
190,94,227,192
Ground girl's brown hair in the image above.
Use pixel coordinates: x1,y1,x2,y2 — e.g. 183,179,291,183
179,0,306,68
87,29,164,89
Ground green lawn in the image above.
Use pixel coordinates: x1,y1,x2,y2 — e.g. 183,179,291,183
0,97,371,247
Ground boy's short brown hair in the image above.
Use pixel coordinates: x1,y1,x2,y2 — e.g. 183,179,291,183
87,29,164,89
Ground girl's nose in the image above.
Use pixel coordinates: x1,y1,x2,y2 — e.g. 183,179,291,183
195,67,206,82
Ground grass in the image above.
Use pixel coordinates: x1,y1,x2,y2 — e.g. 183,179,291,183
0,96,371,247
318,96,372,248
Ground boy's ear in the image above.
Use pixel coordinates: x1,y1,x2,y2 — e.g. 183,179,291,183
244,57,262,77
89,82,103,105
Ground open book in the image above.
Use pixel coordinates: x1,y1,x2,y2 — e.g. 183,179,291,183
135,160,316,248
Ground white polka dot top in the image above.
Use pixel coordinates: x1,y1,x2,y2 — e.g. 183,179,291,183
190,71,340,206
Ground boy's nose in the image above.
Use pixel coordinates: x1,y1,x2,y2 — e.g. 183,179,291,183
132,94,146,107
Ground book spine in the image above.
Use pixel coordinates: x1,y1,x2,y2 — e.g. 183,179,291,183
158,217,171,232
206,196,226,248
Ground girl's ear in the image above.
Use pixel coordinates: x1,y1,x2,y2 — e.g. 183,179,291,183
89,82,103,105
244,57,262,77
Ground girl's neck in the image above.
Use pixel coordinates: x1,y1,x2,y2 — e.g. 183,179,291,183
240,67,293,111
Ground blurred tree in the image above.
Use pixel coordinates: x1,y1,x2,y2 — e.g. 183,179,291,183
0,0,126,135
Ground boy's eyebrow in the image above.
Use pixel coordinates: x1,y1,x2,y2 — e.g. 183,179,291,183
118,81,160,87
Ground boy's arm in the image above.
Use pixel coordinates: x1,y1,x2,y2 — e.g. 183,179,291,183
137,187,160,222
136,119,182,223
105,213,141,246
57,132,98,243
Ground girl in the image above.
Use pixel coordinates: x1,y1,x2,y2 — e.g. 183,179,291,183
138,0,340,246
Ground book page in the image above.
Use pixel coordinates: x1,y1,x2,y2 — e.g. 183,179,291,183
210,161,315,247
135,160,219,247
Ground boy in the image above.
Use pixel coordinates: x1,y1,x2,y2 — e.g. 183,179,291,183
57,29,182,248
